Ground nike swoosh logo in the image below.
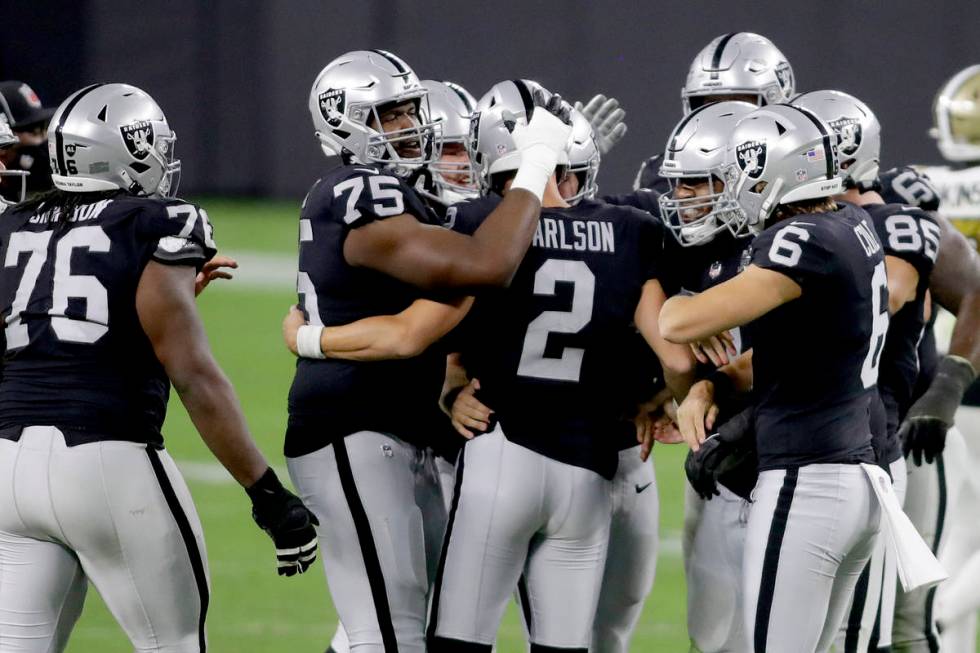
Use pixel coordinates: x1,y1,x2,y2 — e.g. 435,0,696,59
635,482,653,494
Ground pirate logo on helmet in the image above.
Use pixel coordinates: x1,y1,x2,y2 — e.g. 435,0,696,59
736,140,767,180
775,62,794,96
120,121,155,161
829,117,862,156
318,89,346,128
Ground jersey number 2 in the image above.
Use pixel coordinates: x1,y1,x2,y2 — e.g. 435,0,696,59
517,259,595,382
4,226,110,349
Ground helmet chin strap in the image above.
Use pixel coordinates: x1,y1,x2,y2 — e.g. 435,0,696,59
758,177,784,223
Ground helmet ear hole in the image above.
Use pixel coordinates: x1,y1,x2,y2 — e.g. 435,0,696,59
129,162,151,174
751,180,768,194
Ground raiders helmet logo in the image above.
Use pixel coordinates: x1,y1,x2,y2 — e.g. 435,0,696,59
830,117,863,156
318,88,346,127
120,121,155,160
736,140,767,179
775,62,794,95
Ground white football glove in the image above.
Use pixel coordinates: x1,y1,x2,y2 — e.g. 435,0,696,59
575,94,627,155
509,92,573,200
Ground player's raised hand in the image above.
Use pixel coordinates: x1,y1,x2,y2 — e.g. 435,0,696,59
450,378,493,438
509,91,573,158
574,94,627,155
246,468,320,577
194,254,238,296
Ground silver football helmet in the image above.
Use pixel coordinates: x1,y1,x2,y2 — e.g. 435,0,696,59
0,114,28,205
658,101,755,246
721,104,842,232
420,79,478,205
682,32,795,114
48,83,180,197
468,79,567,195
564,108,600,204
308,50,440,174
931,64,980,162
792,90,880,188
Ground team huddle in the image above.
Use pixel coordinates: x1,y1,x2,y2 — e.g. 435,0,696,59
2,30,980,653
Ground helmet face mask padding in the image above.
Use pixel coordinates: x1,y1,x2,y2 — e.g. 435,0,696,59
681,32,795,115
47,83,181,198
658,101,756,246
932,64,980,163
309,50,442,175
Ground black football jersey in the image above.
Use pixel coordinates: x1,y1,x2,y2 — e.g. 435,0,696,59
602,188,662,217
451,197,666,479
877,166,941,212
0,194,216,446
285,164,448,457
864,203,940,438
748,203,884,470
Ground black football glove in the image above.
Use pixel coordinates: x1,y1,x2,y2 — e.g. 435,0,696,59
900,355,976,466
246,468,320,577
685,406,755,501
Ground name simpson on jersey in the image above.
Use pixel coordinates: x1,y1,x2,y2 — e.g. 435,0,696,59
532,216,615,254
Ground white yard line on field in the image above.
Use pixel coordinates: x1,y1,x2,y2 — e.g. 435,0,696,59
214,250,296,290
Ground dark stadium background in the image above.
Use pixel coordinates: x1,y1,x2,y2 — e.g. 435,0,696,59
5,0,980,198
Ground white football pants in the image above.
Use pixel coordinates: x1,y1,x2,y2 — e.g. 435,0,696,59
428,426,612,651
287,431,447,653
0,426,210,653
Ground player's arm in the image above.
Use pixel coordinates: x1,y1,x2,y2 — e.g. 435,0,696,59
344,102,571,291
137,261,319,576
900,215,980,463
283,297,473,361
634,278,695,400
885,254,920,315
659,265,802,344
676,350,754,450
929,215,980,370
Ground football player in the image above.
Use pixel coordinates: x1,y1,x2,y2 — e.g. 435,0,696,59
0,81,57,199
428,79,693,652
633,32,795,196
288,53,571,653
795,89,941,653
414,79,479,212
655,100,759,653
0,83,318,653
0,111,28,208
662,105,886,651
878,64,980,653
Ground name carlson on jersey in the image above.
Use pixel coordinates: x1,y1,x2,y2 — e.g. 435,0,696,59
532,216,615,254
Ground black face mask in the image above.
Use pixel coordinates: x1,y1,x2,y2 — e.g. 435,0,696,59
14,142,53,194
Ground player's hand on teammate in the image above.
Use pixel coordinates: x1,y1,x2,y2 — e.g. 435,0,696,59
509,90,574,161
574,94,627,155
194,255,238,296
246,468,320,577
689,330,737,367
634,389,684,461
684,406,754,500
450,378,492,438
900,355,977,465
282,305,306,356
676,380,719,452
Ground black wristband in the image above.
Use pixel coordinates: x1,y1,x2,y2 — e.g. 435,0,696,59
706,369,736,403
245,467,284,503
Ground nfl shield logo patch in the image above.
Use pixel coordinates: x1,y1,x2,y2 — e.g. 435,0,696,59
318,88,346,127
709,261,723,279
736,140,766,179
120,121,155,160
